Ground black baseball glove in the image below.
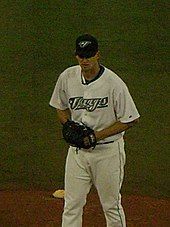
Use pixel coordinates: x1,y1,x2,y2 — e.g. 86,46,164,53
62,120,97,149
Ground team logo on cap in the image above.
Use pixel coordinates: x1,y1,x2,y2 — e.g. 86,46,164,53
79,41,91,48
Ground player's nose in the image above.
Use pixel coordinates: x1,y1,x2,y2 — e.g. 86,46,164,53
81,57,89,62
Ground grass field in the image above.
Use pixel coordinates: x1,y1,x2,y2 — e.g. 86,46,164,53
1,1,169,197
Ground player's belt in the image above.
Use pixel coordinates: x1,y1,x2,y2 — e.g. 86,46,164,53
96,140,115,145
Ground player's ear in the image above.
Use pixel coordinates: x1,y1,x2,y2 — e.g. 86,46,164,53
75,55,79,61
96,51,100,60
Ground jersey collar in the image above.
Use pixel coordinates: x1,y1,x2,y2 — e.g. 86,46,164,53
81,65,105,85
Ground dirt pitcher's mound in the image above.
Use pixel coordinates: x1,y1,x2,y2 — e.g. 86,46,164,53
0,190,169,226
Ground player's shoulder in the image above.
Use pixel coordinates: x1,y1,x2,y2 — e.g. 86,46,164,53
56,65,80,84
103,66,126,87
61,65,80,78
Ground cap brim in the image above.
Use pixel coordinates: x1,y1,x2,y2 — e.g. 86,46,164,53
75,50,97,58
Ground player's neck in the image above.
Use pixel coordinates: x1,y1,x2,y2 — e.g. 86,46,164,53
82,63,100,81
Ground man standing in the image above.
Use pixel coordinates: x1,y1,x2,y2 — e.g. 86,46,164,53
50,34,140,227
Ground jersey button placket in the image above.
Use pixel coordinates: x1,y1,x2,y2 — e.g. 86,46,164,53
82,89,89,121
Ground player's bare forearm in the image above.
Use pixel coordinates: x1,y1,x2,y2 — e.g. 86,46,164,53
56,108,71,124
95,118,140,141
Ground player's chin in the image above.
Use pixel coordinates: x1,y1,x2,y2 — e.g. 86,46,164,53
81,65,92,71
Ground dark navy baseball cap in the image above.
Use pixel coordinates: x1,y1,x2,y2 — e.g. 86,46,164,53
75,34,98,58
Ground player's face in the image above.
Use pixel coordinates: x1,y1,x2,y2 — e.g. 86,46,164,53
76,52,100,72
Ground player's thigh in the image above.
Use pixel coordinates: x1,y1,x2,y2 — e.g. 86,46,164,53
94,140,125,198
65,147,92,199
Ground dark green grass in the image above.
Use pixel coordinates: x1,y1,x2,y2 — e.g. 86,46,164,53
1,1,169,197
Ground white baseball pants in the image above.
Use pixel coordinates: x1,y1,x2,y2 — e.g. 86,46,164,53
62,137,126,227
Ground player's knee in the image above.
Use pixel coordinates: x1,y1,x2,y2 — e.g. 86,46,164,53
101,200,118,213
64,196,86,212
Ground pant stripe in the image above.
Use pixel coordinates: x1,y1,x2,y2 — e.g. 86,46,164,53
117,141,124,227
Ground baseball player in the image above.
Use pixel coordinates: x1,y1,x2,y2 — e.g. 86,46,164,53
50,34,140,227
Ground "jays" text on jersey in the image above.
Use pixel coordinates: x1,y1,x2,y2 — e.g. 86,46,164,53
69,96,108,112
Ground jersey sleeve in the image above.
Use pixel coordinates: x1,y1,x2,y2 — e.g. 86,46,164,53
49,73,68,110
114,81,140,123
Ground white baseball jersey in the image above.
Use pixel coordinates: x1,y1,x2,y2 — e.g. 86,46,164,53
50,65,140,142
